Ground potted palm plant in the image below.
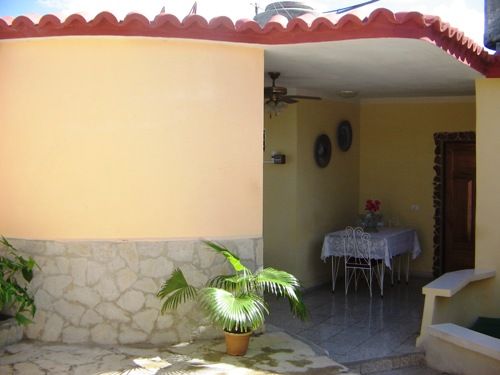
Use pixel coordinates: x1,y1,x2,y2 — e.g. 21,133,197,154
157,241,307,356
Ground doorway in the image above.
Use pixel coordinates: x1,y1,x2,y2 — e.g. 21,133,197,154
433,132,476,277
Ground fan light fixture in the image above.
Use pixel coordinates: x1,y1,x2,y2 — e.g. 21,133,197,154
265,100,287,117
264,72,321,118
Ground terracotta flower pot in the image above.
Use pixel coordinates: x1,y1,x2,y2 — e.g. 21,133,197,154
224,331,252,356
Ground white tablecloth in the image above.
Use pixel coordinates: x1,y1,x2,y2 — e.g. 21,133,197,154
321,227,421,268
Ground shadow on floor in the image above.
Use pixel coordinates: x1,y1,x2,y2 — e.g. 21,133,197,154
266,276,430,365
0,332,357,375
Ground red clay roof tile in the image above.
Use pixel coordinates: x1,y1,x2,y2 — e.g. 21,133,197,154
1,8,499,77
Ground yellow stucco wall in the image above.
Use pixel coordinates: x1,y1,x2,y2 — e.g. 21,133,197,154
360,99,475,274
264,100,360,287
296,100,360,287
475,78,500,313
263,105,298,274
0,37,263,239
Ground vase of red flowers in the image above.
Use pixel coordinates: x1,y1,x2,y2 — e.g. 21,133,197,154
360,199,382,232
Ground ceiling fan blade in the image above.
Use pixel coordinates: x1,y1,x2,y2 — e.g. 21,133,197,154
287,95,322,100
281,96,299,104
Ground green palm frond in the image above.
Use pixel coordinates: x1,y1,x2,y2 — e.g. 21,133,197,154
287,288,307,321
199,288,268,332
255,268,299,297
208,273,255,293
203,241,249,273
157,268,198,313
208,275,238,290
255,268,307,321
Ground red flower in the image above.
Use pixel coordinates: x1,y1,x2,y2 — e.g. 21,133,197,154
365,199,381,213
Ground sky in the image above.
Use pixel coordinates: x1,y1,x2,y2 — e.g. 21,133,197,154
0,0,487,47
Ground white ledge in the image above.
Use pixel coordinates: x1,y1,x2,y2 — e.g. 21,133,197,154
422,269,496,298
429,323,500,361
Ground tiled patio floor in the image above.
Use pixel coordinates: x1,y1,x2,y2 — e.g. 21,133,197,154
267,276,430,365
0,332,355,375
0,277,436,374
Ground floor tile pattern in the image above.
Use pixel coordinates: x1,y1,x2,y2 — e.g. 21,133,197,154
266,277,429,364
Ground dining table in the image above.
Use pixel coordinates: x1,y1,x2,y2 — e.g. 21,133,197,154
321,227,421,295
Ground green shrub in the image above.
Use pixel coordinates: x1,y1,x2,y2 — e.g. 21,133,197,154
0,236,39,325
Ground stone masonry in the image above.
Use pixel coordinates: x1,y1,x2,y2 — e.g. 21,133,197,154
4,238,263,345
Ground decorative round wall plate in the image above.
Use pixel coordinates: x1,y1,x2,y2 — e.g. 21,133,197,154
337,120,352,152
314,134,332,168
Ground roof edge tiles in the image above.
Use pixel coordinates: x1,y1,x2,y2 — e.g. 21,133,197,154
1,8,499,77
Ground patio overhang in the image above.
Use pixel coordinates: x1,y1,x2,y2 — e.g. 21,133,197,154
264,38,484,99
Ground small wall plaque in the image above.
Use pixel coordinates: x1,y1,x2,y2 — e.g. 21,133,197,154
337,120,352,152
314,134,332,168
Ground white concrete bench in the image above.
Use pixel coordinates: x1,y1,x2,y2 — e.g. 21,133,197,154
426,323,500,375
417,268,496,346
416,268,498,375
429,323,500,360
422,268,496,297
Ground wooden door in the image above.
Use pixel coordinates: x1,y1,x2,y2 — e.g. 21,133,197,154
443,142,475,272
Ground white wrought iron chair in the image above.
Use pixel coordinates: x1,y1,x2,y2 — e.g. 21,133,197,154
343,226,374,297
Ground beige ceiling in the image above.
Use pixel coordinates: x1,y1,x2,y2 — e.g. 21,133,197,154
263,38,484,99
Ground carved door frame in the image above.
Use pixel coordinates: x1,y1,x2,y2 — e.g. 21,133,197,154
433,131,475,277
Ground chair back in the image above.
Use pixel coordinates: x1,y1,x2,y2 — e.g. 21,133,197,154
343,226,371,266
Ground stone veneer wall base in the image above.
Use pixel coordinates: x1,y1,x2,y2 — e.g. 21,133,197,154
0,318,23,347
3,238,263,345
